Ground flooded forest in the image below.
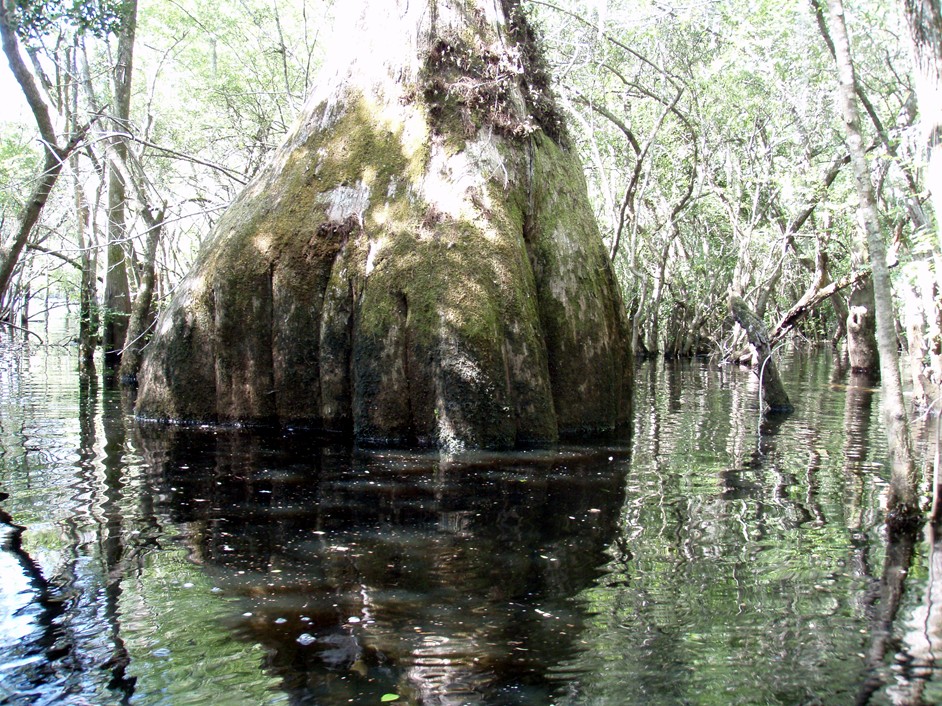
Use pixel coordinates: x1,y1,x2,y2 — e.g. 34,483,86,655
1,0,941,704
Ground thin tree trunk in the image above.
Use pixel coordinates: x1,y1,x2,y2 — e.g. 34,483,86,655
0,2,60,302
646,229,677,354
827,0,921,532
901,0,942,423
813,0,929,232
0,150,65,304
103,0,137,371
118,214,161,384
902,0,942,254
64,40,99,379
78,203,99,378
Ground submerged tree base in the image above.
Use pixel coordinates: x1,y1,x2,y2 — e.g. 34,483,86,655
135,0,632,450
729,295,794,414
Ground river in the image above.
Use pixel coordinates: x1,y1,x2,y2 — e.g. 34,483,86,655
1,328,940,705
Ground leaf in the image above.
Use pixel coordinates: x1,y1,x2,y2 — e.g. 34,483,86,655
381,696,400,703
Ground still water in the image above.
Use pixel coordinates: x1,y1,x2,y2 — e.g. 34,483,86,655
1,333,941,705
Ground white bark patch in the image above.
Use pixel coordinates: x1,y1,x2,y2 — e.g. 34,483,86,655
320,181,371,224
365,237,385,276
422,133,508,220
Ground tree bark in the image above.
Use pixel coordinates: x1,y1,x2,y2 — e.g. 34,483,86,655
846,275,879,374
77,192,99,379
729,295,794,413
902,0,942,254
102,0,137,370
827,0,921,532
0,1,78,304
767,258,866,347
901,0,942,424
118,213,161,384
135,0,633,450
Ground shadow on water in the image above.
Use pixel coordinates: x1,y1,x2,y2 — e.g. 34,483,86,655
134,427,630,705
0,500,71,699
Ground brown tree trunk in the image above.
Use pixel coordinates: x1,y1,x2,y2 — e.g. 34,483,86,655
118,213,161,384
135,0,633,450
729,295,794,413
846,275,879,375
78,200,99,379
828,0,921,531
0,148,66,305
64,41,99,379
102,0,137,370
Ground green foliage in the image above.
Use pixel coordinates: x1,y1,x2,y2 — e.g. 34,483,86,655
528,0,925,354
0,123,40,215
9,0,130,40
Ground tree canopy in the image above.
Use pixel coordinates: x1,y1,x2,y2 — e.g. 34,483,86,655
0,0,937,418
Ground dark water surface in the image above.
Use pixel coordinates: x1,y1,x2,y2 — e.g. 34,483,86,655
1,335,941,705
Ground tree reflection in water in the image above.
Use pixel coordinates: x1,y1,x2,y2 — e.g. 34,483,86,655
136,427,629,704
4,344,942,704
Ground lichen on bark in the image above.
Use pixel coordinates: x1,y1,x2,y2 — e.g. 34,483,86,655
135,0,632,450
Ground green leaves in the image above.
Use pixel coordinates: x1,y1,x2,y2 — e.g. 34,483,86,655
0,125,40,213
10,0,130,41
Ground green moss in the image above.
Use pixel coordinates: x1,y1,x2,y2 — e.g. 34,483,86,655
138,20,629,447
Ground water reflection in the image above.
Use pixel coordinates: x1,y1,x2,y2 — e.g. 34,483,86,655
4,341,942,704
554,358,890,705
136,427,629,704
0,501,69,701
891,523,942,705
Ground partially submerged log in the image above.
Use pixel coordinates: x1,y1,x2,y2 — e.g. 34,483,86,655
729,295,794,413
134,0,633,450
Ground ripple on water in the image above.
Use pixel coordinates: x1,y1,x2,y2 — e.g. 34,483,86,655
1,342,940,705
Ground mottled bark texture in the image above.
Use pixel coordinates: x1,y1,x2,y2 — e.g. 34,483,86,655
135,0,633,450
847,276,879,375
829,0,920,531
729,295,794,413
102,0,136,370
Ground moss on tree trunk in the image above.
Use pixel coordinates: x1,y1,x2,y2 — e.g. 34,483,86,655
135,0,632,450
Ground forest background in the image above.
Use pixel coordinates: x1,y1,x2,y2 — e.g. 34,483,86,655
0,0,938,416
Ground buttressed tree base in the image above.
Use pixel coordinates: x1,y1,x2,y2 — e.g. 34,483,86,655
135,0,633,450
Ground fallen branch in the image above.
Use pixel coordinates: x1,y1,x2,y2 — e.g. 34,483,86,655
768,268,869,346
0,320,44,343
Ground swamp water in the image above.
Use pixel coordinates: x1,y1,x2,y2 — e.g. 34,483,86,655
1,334,941,705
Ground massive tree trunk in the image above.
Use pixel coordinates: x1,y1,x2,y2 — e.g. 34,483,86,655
135,0,633,450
